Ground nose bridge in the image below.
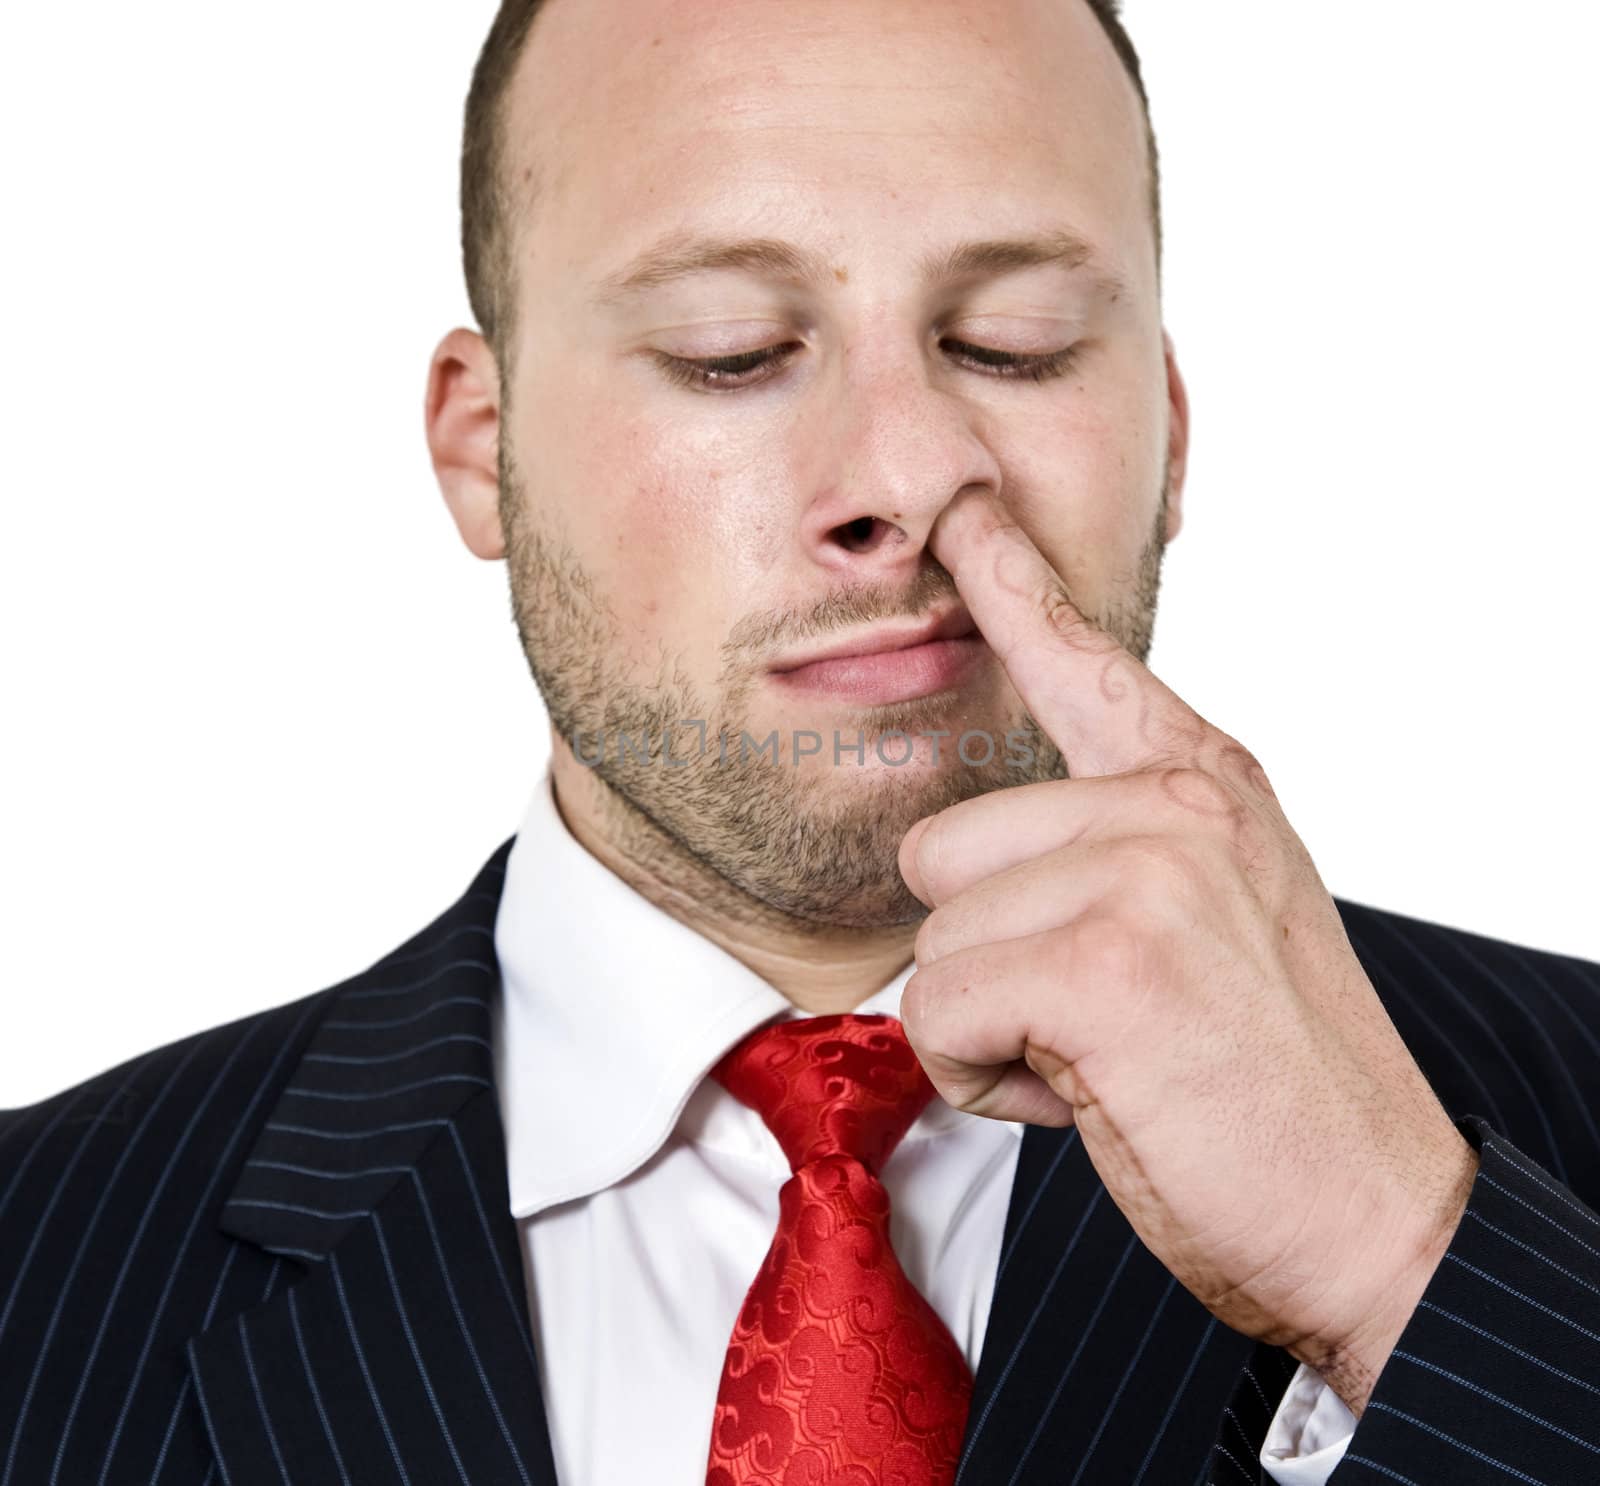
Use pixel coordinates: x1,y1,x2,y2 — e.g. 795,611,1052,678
799,329,1003,576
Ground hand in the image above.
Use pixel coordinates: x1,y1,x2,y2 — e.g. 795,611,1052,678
897,489,1480,1417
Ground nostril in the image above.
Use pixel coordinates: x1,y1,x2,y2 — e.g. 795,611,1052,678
834,516,896,554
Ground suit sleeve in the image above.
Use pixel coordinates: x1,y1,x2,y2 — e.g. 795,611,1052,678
1319,1113,1600,1482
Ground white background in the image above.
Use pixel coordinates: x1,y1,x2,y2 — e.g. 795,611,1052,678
2,3,1596,1107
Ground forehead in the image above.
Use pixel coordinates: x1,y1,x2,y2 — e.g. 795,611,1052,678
504,0,1152,293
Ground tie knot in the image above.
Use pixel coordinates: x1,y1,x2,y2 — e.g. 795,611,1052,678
708,1013,937,1175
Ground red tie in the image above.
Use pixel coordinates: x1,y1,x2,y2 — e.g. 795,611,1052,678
704,1013,974,1485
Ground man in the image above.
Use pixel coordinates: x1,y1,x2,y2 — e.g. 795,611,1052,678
3,1,1597,1482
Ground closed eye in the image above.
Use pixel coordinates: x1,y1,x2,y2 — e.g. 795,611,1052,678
942,339,1080,383
652,339,1080,393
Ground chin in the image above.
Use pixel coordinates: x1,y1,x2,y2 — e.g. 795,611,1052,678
743,866,933,931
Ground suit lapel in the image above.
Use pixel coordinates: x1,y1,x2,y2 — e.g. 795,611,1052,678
956,1123,1259,1486
187,839,562,1486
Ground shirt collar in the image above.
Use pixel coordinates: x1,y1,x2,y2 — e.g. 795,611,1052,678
493,767,1016,1220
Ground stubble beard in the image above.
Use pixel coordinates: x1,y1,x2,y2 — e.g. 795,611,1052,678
498,442,1169,932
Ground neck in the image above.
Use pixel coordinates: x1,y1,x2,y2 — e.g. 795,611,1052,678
547,739,918,1015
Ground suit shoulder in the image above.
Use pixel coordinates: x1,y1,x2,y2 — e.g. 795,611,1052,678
1332,893,1600,1185
0,986,332,1202
1332,894,1600,1009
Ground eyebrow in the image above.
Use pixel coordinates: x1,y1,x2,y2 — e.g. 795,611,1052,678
588,227,1128,306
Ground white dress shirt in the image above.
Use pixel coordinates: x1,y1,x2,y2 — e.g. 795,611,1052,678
491,770,1356,1483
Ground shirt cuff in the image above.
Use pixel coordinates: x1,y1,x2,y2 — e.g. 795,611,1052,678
1259,1361,1358,1486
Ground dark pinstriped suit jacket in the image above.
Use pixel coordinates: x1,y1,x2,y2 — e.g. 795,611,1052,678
4,837,1599,1485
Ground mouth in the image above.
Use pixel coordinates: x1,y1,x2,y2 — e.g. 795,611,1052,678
767,605,987,706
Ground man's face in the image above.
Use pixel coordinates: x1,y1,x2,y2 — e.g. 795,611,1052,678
491,0,1184,927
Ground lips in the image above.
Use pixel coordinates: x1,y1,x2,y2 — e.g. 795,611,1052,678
767,606,986,705
768,606,979,673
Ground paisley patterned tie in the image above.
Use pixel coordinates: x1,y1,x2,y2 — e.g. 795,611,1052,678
704,1012,975,1485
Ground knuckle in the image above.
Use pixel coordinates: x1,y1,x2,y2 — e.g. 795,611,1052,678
1116,832,1195,887
1216,737,1278,802
1153,765,1250,842
1036,579,1114,654
1156,764,1231,814
1069,912,1145,987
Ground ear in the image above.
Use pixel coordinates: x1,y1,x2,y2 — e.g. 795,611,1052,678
425,327,505,559
1160,328,1190,544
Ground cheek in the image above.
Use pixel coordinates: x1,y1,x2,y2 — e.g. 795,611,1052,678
553,401,784,669
558,387,744,548
1000,388,1165,610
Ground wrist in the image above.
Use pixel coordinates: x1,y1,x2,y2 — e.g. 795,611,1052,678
1293,1137,1480,1417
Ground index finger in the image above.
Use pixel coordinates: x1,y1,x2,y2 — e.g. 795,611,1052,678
930,488,1205,777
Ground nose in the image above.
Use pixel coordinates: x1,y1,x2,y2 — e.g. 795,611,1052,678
799,345,1004,584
